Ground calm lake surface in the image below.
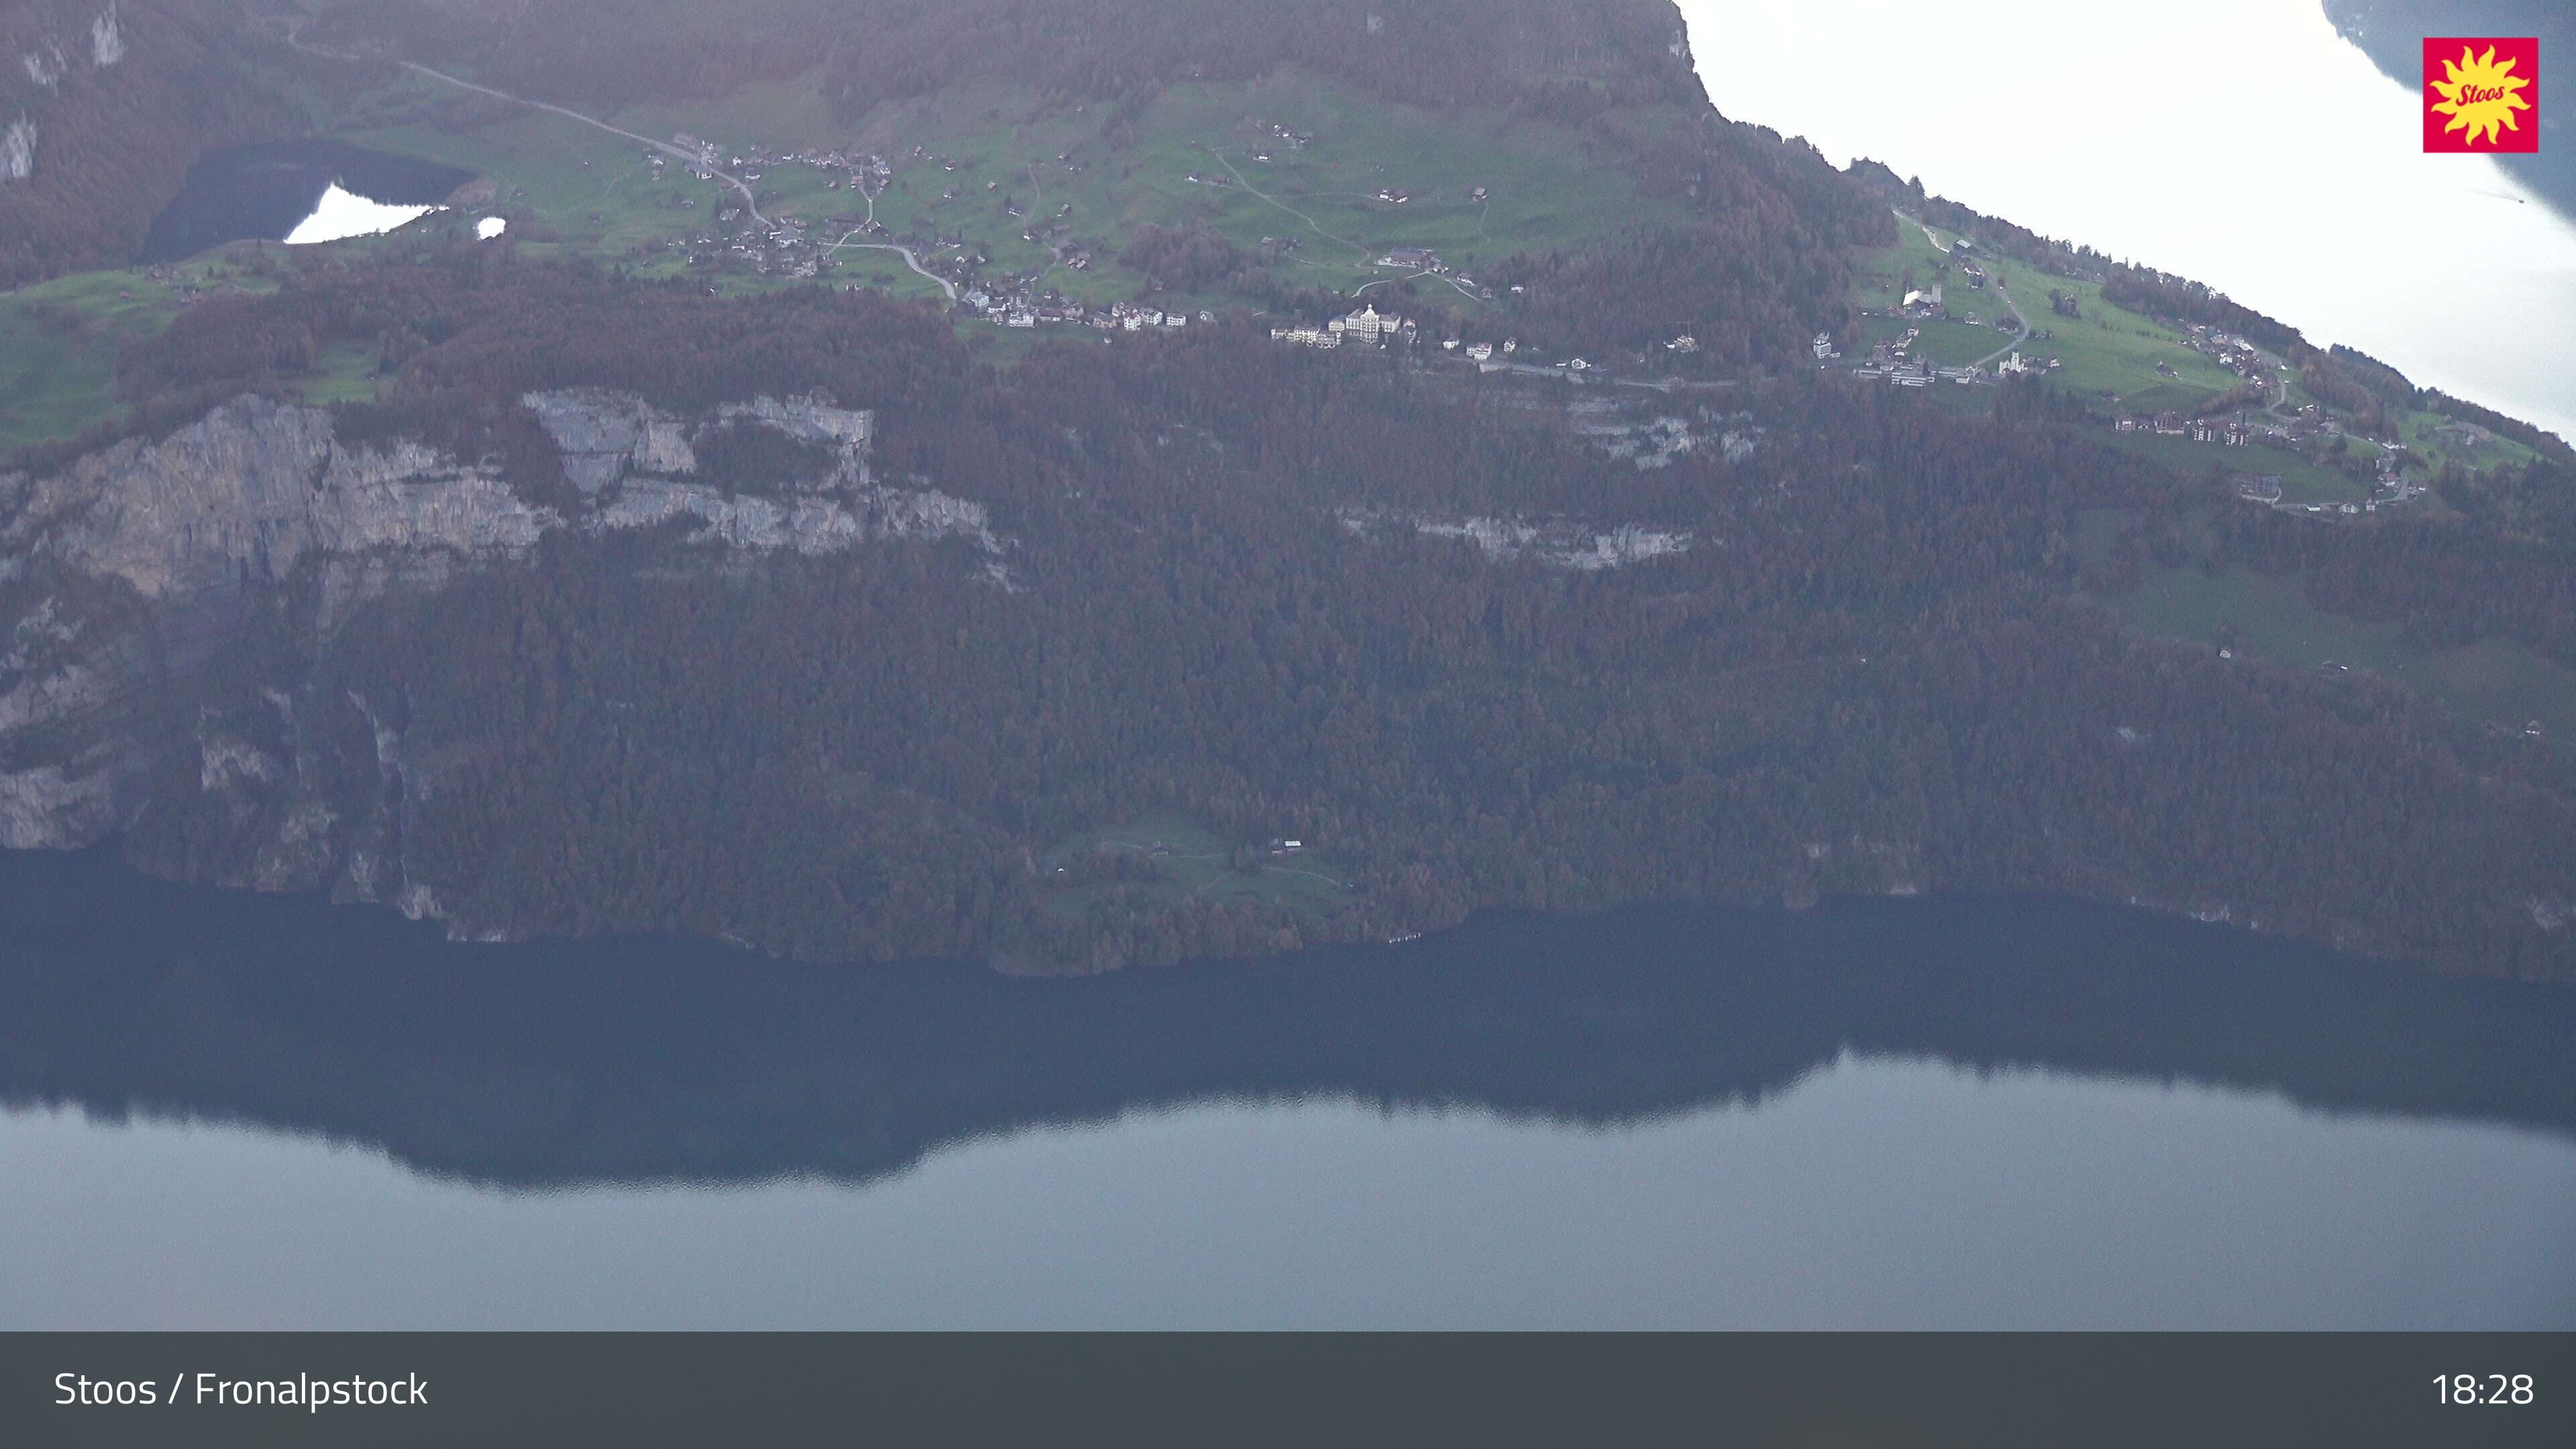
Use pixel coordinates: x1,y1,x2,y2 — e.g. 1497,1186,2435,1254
1682,0,2576,440
142,141,471,263
3,848,2571,1330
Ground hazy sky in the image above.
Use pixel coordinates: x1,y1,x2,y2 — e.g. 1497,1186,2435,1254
1678,0,2576,439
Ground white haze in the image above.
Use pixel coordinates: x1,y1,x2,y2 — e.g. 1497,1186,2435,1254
1679,0,2576,440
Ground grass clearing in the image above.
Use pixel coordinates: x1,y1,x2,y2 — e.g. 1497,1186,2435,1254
0,268,196,453
2100,429,2374,505
1039,811,1352,922
2080,508,2576,739
1847,213,2244,410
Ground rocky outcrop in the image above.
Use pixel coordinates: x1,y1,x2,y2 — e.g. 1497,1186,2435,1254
7,396,553,600
1338,506,1693,571
0,390,1010,895
1,115,32,180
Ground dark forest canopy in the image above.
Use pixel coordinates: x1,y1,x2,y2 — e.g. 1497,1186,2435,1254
0,0,305,286
17,251,2567,981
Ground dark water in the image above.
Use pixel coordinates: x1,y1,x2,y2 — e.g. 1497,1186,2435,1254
141,141,474,263
2,847,2572,1328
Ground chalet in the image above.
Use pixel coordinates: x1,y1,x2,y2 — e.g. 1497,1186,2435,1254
1380,246,1436,268
1670,335,1701,354
2152,411,2187,436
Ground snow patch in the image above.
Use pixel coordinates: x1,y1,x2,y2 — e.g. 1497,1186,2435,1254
284,184,443,245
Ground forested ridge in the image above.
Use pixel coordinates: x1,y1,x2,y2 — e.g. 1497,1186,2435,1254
32,244,2565,980
2,1,2571,979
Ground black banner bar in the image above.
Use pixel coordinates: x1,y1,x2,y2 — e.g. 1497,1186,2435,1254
5,1332,2571,1447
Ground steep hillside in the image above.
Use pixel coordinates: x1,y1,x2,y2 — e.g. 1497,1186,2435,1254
0,0,307,286
1,1,2571,980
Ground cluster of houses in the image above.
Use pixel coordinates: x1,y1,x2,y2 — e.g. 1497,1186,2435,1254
2114,406,2434,517
1372,245,1493,298
2115,411,2256,445
970,296,1211,332
673,133,898,191
1844,325,1991,386
2181,323,2274,382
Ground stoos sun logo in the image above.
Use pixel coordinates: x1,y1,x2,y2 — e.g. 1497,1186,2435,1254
2423,37,2537,152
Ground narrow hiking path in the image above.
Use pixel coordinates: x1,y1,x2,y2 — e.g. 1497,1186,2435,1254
1208,149,1372,261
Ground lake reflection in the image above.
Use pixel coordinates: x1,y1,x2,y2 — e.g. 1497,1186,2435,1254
1,848,2572,1329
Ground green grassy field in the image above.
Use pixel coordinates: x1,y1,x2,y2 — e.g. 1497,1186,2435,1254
2112,559,2576,739
2078,509,2576,739
1849,214,2248,411
2392,405,2546,473
0,260,275,453
1039,811,1352,923
2100,429,2373,505
331,64,1684,313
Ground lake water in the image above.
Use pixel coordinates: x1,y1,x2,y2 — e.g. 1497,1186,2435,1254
3,848,2571,1330
1682,0,2576,441
142,141,472,263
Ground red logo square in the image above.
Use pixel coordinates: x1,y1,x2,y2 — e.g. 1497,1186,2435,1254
2424,37,2538,152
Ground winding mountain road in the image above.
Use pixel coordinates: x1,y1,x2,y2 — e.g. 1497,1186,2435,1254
818,182,957,301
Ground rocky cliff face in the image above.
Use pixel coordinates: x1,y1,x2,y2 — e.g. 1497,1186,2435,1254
0,390,1006,914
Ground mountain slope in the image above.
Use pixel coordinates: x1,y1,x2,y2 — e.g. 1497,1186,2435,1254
1,0,2571,979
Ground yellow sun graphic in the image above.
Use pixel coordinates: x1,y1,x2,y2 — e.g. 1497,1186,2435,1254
2428,44,2532,147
